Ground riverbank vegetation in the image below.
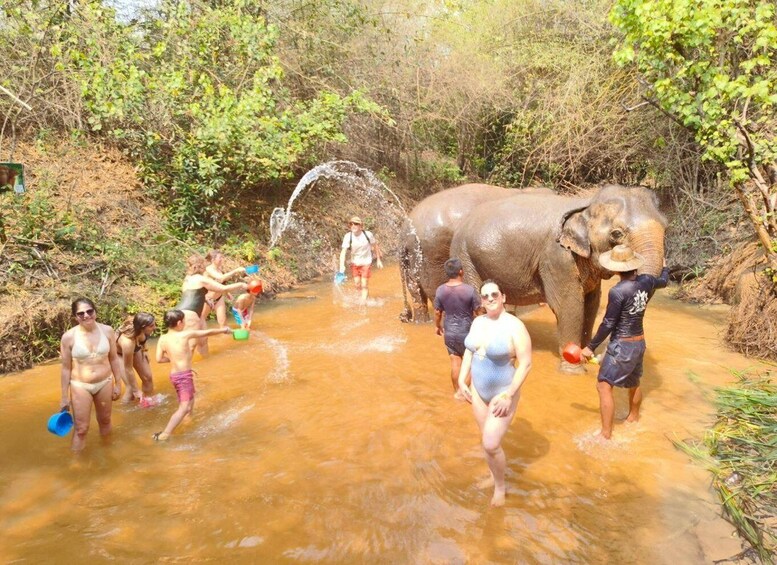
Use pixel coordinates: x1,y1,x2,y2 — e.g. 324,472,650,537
675,369,777,564
1,0,773,371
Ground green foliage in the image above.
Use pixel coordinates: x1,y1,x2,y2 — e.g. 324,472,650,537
1,188,107,255
1,0,384,235
266,247,282,261
611,0,777,284
611,0,777,182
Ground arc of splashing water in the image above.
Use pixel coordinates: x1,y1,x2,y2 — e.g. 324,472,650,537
268,160,408,248
267,160,423,320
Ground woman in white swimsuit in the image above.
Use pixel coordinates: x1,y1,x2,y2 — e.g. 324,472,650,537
60,298,124,452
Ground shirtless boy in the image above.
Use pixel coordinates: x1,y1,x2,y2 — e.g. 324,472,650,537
153,309,231,441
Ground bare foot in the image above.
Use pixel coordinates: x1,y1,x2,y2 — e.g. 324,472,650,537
491,488,506,507
593,429,611,441
477,475,495,490
152,432,170,442
453,390,466,402
625,414,640,424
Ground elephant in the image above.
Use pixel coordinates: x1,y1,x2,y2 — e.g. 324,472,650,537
448,184,667,372
399,183,551,322
400,184,512,321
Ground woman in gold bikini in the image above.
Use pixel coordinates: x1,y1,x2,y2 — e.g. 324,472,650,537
116,312,157,402
60,298,124,452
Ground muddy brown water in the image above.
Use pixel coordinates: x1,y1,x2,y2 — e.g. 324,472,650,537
0,266,762,563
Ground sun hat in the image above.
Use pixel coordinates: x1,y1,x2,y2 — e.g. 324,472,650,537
349,216,363,225
599,244,644,272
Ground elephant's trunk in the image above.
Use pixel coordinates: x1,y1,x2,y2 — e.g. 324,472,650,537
630,220,665,276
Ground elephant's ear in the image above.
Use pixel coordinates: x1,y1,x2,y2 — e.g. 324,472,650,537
558,208,591,258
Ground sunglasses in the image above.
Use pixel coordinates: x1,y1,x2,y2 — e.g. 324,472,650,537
480,291,501,300
349,222,362,226
75,308,95,319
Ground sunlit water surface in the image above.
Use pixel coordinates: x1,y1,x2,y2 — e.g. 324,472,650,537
0,266,761,563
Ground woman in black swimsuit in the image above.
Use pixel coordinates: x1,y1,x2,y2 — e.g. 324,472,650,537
177,254,247,355
116,312,156,402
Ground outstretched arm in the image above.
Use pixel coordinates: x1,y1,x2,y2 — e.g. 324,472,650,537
586,289,624,353
187,326,232,340
206,264,246,283
201,276,247,294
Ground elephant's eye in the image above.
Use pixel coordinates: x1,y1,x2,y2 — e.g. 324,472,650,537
609,229,625,243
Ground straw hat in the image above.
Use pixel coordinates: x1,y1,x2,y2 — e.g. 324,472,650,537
599,244,644,272
349,216,363,225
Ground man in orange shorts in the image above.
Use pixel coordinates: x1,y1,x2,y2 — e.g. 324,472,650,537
338,215,383,303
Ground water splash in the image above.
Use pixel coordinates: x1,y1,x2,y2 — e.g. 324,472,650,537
194,403,255,437
269,160,407,248
254,332,290,384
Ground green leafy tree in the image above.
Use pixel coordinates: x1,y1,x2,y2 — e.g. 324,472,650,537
611,0,777,287
0,0,383,235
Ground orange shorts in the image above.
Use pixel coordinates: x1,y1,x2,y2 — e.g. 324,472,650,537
351,264,372,279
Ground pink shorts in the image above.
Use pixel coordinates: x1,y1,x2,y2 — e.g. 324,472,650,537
170,369,195,402
351,264,371,279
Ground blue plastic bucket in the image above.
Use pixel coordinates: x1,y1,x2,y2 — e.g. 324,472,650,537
47,410,74,436
245,265,259,275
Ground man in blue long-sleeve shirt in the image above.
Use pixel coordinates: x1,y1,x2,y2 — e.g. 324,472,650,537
582,244,669,440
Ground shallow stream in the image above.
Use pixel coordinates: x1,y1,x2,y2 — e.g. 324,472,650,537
0,266,760,563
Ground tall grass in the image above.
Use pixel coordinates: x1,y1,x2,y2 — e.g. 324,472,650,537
674,369,777,563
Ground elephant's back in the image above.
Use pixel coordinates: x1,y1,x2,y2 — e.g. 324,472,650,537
458,193,586,241
408,184,510,230
451,193,586,302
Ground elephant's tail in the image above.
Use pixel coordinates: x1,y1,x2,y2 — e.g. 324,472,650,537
399,245,413,322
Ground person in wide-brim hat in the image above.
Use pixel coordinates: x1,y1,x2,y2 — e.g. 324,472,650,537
598,244,645,272
339,214,383,302
581,242,671,441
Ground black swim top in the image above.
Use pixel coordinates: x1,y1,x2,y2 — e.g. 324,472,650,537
588,267,670,351
176,287,208,317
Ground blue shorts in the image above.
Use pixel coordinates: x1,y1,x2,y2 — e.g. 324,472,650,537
444,333,467,357
597,339,646,388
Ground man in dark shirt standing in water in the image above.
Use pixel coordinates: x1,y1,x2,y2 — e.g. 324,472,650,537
582,244,669,440
434,258,481,400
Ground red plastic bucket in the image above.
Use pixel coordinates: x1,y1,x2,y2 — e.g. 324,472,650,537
248,280,263,295
562,343,582,364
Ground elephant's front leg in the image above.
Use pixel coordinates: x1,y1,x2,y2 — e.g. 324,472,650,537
582,286,601,346
542,264,588,374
